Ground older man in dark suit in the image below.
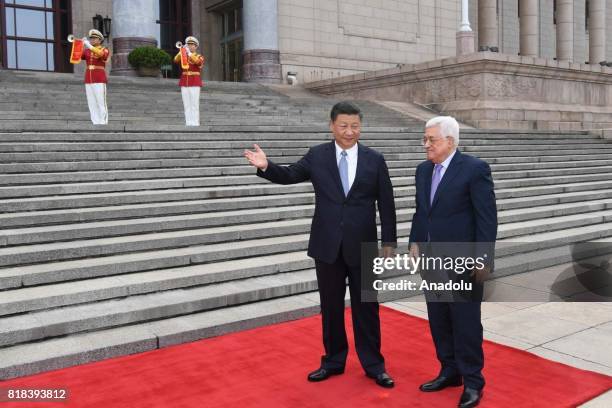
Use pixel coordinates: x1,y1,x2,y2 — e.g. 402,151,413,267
244,101,397,388
409,116,497,408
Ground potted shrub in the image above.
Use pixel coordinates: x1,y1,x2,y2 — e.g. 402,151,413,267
128,46,171,77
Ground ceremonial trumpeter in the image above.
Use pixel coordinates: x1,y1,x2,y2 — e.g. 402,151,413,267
174,36,205,126
68,29,110,125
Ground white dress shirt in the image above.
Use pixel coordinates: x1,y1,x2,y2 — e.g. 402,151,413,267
335,142,358,189
434,149,457,181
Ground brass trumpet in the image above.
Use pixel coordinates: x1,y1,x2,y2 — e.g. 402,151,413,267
175,41,183,49
67,34,86,43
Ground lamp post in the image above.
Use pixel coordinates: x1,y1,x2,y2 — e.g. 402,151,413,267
103,16,112,38
92,14,112,38
92,14,103,32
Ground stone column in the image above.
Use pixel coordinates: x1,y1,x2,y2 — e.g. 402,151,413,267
556,0,574,61
589,0,606,64
478,0,498,50
111,0,158,76
242,0,281,83
457,0,475,56
519,0,539,57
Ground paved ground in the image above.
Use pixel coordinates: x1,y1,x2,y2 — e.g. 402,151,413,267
385,259,612,407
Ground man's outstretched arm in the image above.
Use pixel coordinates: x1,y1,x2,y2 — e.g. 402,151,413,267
244,144,312,184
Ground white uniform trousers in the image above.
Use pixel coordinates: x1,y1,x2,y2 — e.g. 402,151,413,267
85,83,108,125
181,86,201,126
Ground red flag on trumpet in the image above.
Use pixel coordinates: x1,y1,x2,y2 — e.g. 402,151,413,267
69,38,84,64
180,46,189,70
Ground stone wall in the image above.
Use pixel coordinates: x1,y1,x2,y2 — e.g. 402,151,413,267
304,52,612,131
608,0,612,61
276,0,461,83
574,0,587,63
540,0,555,59
500,0,519,56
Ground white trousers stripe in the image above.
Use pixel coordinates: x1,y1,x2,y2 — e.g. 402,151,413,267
85,83,108,125
181,86,201,126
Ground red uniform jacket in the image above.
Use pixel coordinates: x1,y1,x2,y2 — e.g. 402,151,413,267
82,47,110,84
174,52,205,87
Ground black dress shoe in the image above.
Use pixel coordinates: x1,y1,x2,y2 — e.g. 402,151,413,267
307,367,344,382
419,375,463,392
459,387,482,408
366,372,395,388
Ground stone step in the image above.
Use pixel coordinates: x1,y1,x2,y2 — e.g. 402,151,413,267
0,192,316,224
0,130,596,142
0,99,389,107
2,224,611,349
3,159,612,186
0,108,412,117
2,140,610,153
4,144,609,158
0,131,422,143
0,210,599,290
0,218,314,267
0,234,310,289
0,252,314,316
1,234,611,380
4,221,610,320
2,177,611,214
2,188,612,228
2,198,611,246
4,153,612,174
1,146,609,164
0,291,323,380
3,170,612,199
4,223,610,321
1,209,610,269
0,123,422,132
1,135,602,147
0,267,320,347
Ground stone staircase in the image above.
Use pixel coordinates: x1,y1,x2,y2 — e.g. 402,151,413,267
0,70,418,130
1,70,612,379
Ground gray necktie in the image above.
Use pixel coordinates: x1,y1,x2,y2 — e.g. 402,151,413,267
339,150,349,196
430,164,443,205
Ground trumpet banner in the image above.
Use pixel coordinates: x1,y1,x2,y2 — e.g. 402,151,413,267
70,38,85,64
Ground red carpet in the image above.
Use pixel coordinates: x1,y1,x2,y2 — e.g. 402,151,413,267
1,307,611,408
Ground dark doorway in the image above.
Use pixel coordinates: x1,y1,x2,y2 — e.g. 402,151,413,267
219,2,243,82
0,0,72,72
158,0,191,78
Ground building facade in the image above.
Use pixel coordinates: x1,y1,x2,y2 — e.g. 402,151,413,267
1,0,612,83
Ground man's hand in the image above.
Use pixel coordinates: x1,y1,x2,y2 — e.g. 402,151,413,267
244,144,269,171
382,246,394,259
409,243,420,259
471,266,491,284
184,45,192,56
83,39,93,50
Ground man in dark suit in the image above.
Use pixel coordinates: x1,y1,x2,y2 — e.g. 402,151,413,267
409,116,497,408
244,101,397,388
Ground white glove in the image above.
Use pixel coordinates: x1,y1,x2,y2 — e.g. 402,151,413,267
83,39,93,49
184,45,192,56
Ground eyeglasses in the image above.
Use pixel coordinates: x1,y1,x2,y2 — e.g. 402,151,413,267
422,136,446,145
